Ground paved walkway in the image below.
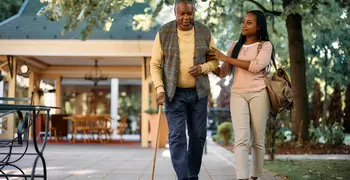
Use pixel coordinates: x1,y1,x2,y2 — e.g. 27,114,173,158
1,140,280,180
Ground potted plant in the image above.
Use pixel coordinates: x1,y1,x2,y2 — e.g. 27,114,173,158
145,107,168,148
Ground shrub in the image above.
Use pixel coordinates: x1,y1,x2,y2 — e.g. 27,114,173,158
311,82,323,127
309,120,345,146
212,134,219,142
328,83,343,124
324,122,345,146
218,122,233,145
309,120,323,144
212,134,225,145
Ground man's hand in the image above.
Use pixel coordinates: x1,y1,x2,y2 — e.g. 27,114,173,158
156,92,166,105
206,49,216,62
189,65,202,78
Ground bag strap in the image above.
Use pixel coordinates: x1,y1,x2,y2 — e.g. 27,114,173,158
271,53,277,71
256,41,264,57
257,41,277,71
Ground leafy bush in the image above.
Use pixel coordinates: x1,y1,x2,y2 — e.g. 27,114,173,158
212,134,219,142
212,134,225,145
309,120,323,143
218,122,233,145
274,127,293,147
325,123,345,145
309,120,345,146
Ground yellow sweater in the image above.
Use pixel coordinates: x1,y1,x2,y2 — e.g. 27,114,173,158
150,28,218,93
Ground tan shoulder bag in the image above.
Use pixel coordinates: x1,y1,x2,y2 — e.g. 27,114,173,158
257,42,293,118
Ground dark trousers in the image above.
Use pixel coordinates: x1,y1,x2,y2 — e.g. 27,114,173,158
165,88,208,180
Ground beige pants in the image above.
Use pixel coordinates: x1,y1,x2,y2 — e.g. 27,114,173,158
230,89,270,179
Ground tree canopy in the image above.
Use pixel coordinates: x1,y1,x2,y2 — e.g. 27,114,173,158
0,0,24,22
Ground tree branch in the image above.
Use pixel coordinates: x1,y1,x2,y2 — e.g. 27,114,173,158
269,15,283,37
270,1,281,36
245,0,282,16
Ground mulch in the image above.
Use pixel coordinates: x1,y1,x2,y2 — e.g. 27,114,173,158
221,142,350,154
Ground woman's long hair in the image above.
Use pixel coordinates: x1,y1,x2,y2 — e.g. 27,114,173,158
231,10,276,68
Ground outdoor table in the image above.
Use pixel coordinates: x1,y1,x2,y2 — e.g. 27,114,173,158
0,104,61,180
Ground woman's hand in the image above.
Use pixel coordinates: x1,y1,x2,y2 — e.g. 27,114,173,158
212,47,227,61
206,50,216,62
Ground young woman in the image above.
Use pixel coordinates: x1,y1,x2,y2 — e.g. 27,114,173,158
212,10,274,180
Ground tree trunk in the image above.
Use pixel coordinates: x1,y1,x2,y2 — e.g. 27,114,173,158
285,13,310,140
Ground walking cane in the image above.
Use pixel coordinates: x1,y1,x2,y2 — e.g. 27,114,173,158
151,105,162,180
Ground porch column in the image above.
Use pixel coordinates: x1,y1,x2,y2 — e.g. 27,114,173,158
28,72,35,99
151,85,157,109
141,57,150,147
28,71,40,140
55,76,62,114
29,72,40,106
0,77,4,135
4,57,17,138
0,80,3,101
110,78,119,133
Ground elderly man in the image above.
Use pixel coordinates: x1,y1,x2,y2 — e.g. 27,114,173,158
150,0,218,179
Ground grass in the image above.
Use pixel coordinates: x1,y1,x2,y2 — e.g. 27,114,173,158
264,159,350,180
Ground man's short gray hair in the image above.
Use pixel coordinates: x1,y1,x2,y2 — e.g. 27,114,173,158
174,0,195,9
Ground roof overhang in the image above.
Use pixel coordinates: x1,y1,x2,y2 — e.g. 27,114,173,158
0,39,153,57
0,39,153,79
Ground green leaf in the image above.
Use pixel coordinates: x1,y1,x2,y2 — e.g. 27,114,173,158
164,0,174,6
152,0,164,18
